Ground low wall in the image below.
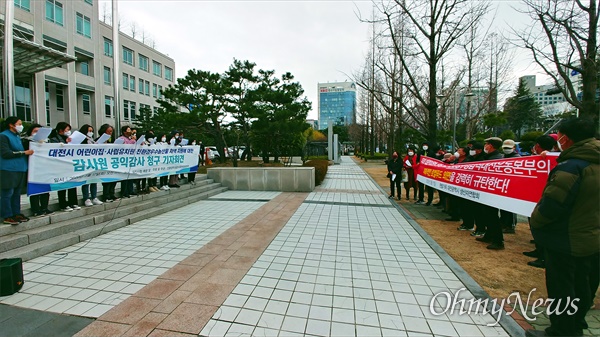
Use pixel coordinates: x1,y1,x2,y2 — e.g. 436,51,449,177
207,167,315,192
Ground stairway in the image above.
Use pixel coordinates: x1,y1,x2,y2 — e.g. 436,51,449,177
0,175,227,262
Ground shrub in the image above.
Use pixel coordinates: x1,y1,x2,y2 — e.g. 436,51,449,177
303,159,329,185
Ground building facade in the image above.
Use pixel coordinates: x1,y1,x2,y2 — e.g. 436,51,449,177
1,0,175,131
520,75,567,107
318,81,356,130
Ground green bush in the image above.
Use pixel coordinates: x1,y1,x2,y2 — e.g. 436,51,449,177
362,153,388,160
306,155,329,161
303,159,329,185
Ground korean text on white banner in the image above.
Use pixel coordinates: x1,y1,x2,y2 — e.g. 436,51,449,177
416,155,559,217
27,143,200,196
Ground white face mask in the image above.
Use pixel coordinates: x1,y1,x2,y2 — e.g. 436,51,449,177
31,133,37,137
469,150,476,156
556,136,565,151
454,152,459,158
503,148,513,154
408,151,414,156
192,142,196,145
87,132,94,138
422,146,428,151
15,125,24,133
161,137,167,142
64,130,72,137
483,149,489,154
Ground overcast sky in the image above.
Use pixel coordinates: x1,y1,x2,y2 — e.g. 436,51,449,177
101,0,543,120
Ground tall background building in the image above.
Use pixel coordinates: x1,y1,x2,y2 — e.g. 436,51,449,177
318,81,356,130
0,0,175,130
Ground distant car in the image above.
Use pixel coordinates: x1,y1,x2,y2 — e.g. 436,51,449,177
206,146,220,160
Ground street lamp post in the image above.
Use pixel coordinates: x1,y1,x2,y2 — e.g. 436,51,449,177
438,90,475,152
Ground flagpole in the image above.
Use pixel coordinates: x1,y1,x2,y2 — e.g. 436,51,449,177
112,0,121,133
3,0,16,118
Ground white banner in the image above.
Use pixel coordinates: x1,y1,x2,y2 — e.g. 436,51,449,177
27,143,200,196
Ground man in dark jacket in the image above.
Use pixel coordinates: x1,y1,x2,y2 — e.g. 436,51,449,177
475,137,505,250
387,151,403,199
415,142,434,205
466,143,487,235
526,118,599,337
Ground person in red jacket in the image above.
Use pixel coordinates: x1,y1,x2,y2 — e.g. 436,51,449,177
403,146,419,201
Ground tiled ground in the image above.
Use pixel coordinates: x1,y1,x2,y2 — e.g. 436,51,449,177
0,192,279,318
200,158,510,337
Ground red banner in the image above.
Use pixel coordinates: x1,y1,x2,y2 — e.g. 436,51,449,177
416,155,558,216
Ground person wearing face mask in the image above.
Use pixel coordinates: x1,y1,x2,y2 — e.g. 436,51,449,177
403,146,419,201
167,130,181,188
0,116,34,224
464,143,487,235
415,142,434,205
157,134,170,191
96,124,120,202
386,151,403,200
186,139,199,185
526,118,599,337
118,126,136,198
144,131,160,192
22,124,53,217
78,124,103,207
499,139,520,234
49,122,81,212
474,137,505,250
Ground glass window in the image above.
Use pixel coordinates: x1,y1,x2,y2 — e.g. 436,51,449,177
165,67,173,81
56,87,64,111
45,0,63,26
82,94,91,114
84,0,93,4
14,0,30,11
123,47,134,66
15,81,32,122
76,12,91,38
123,100,129,119
139,54,149,72
139,78,144,94
105,96,113,117
152,61,162,77
130,102,136,120
122,73,129,90
104,38,113,57
79,61,89,76
104,66,111,85
144,81,150,96
152,83,158,98
129,75,135,92
158,85,163,98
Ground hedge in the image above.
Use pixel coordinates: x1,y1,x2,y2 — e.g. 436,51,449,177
303,159,329,186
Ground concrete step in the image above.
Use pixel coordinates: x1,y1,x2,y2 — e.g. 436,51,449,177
17,175,208,217
0,182,227,261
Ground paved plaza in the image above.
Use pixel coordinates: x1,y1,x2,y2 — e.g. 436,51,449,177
0,157,522,336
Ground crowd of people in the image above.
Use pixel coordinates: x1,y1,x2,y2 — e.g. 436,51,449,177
0,117,204,225
387,133,566,252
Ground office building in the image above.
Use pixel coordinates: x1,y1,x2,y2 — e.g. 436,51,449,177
318,81,356,130
520,75,567,107
0,0,176,130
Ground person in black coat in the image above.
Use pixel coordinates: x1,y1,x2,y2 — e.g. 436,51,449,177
474,137,505,250
415,142,435,205
387,151,403,200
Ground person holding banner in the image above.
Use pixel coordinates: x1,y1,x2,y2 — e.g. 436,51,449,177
500,139,520,234
403,147,419,201
0,116,34,225
527,118,599,337
468,142,488,237
157,134,170,191
49,122,81,212
117,126,136,198
96,124,119,202
79,124,103,207
386,151,402,200
415,142,434,205
23,124,53,217
474,137,505,250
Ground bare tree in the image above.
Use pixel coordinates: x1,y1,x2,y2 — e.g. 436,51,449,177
130,22,138,39
101,3,111,23
516,0,598,121
378,0,491,146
